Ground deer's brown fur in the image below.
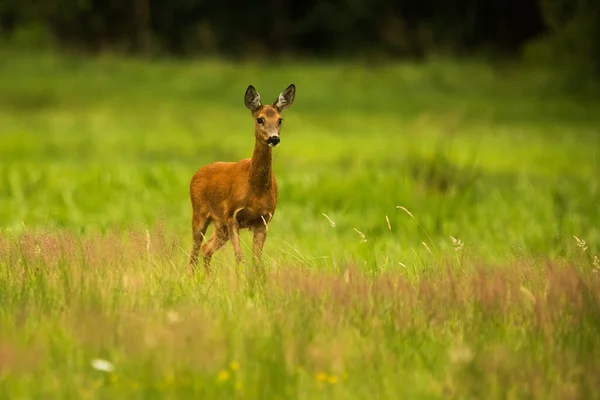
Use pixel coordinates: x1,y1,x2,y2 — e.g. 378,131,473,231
188,84,296,274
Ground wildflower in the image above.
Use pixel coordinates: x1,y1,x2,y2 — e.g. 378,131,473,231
315,372,328,382
217,370,230,383
327,375,338,384
91,358,115,373
230,361,240,371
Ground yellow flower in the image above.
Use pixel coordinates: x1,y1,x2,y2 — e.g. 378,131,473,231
230,361,240,371
315,372,328,382
327,375,338,384
235,382,243,392
217,370,230,383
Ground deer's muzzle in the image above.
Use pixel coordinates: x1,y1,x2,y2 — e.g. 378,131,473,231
267,136,280,147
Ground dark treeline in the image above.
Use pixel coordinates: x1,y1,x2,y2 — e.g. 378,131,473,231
0,0,598,72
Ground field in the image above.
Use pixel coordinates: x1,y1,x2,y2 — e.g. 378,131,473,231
1,50,600,398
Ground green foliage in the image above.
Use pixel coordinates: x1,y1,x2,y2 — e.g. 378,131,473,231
1,22,54,50
524,0,600,85
0,0,548,59
0,52,600,398
0,51,598,262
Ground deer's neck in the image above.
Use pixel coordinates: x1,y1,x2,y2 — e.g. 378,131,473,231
249,138,273,191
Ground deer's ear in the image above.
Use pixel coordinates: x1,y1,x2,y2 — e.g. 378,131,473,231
273,84,295,111
244,85,262,112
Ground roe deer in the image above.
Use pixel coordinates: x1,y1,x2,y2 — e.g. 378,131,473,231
188,83,296,274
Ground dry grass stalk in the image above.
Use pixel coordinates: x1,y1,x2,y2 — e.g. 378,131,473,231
422,242,432,255
322,213,336,228
353,228,367,243
396,206,414,219
573,235,588,252
450,236,464,252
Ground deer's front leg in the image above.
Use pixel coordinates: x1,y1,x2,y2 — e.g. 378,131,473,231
252,226,267,267
227,220,244,265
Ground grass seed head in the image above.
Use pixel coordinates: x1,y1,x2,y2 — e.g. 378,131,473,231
322,213,336,227
353,228,367,243
396,206,415,219
450,236,464,252
422,242,432,254
573,235,588,252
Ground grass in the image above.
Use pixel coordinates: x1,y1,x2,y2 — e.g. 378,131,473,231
1,49,600,398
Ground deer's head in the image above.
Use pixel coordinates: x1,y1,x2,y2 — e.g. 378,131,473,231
244,84,295,147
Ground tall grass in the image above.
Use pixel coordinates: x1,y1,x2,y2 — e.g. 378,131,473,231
1,228,599,398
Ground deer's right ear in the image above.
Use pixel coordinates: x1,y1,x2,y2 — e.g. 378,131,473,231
244,85,262,112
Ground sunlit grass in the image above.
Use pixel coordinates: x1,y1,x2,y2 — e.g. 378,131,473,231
0,228,599,398
0,50,599,398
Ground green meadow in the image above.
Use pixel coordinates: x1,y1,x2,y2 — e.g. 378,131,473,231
1,50,599,398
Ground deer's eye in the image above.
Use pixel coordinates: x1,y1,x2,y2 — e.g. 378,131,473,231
278,118,283,125
256,117,265,125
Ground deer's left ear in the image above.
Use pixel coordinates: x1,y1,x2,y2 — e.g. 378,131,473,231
273,84,295,111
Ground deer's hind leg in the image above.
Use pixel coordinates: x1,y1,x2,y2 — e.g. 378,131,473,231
189,211,210,273
202,223,229,272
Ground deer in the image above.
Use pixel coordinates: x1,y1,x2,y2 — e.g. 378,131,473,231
188,83,296,275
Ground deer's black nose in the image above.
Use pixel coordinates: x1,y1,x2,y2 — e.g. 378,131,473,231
267,136,280,147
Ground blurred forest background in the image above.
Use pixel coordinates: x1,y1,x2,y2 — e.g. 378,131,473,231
1,0,599,79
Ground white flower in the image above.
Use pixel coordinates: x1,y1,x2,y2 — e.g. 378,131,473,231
91,358,115,373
